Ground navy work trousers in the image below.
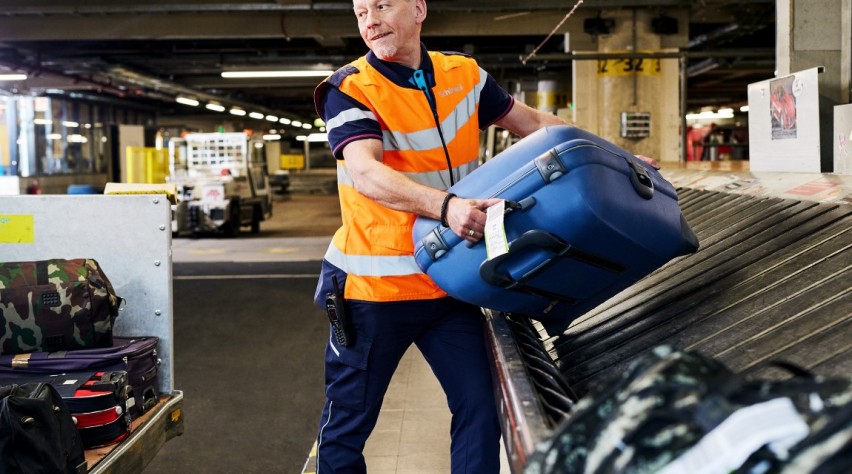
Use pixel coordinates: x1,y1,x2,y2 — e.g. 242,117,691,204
315,297,501,473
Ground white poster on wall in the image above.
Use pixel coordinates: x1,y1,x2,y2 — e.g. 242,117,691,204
748,67,822,173
835,104,852,176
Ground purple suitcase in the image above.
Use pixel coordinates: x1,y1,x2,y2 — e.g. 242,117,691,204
0,337,160,418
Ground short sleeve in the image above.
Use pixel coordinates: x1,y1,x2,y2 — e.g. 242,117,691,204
319,86,383,160
477,72,514,129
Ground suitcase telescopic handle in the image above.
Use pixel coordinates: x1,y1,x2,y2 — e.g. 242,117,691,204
479,230,624,295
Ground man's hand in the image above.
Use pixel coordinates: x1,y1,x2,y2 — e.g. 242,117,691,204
445,197,503,243
636,154,660,169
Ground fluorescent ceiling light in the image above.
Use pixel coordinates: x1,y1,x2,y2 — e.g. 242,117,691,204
279,118,291,125
221,70,333,78
292,121,303,127
685,110,734,121
249,112,265,120
33,118,52,125
230,108,246,116
263,134,282,141
296,133,328,143
266,115,279,122
205,103,226,112
62,121,79,128
740,105,750,112
176,97,200,106
302,124,312,129
0,73,27,81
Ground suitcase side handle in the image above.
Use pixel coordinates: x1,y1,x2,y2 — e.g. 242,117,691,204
479,230,625,299
624,158,655,199
420,227,451,261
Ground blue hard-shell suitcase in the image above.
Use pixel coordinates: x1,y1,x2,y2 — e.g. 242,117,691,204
412,125,699,333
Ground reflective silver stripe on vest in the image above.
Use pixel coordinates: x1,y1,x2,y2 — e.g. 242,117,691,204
436,67,487,147
337,164,355,188
382,68,487,152
403,161,479,189
336,161,479,190
324,243,423,277
326,107,378,132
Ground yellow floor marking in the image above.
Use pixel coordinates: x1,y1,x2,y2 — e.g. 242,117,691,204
188,249,226,255
267,247,298,254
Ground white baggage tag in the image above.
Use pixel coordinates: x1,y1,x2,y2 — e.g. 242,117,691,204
659,397,809,474
484,200,509,260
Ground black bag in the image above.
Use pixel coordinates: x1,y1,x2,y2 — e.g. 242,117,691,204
0,383,87,474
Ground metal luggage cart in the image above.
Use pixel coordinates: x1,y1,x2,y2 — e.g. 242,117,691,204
1,194,184,473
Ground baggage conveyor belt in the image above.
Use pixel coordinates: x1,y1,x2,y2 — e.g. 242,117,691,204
487,188,851,472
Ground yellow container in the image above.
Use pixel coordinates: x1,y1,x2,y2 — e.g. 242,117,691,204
126,147,169,184
280,154,305,170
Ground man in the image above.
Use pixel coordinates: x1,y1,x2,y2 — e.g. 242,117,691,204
313,1,655,471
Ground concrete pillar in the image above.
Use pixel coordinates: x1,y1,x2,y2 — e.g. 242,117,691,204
776,0,850,171
844,0,852,103
776,0,849,104
572,9,684,162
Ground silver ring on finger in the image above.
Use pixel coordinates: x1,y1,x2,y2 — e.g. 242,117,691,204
468,229,475,237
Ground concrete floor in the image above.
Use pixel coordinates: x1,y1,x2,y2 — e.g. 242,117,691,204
144,193,511,473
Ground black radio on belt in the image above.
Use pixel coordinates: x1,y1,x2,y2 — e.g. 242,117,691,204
325,276,352,347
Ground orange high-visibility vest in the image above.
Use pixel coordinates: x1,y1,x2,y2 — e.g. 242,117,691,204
319,52,487,302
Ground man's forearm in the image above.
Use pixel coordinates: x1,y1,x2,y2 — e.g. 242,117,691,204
349,157,445,219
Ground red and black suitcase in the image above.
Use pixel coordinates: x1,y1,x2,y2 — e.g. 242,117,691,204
55,371,132,448
1,371,133,449
413,125,699,333
0,337,160,419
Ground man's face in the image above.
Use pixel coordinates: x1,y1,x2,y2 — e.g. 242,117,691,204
353,0,424,65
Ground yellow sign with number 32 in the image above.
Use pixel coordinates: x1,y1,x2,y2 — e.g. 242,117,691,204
597,56,662,77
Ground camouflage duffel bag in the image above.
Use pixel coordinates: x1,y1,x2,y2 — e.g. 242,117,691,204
0,259,123,355
525,346,852,474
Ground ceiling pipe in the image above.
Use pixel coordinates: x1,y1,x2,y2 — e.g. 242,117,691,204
0,57,314,123
687,23,741,49
0,0,773,16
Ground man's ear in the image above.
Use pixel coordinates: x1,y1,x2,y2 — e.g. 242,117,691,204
414,0,427,24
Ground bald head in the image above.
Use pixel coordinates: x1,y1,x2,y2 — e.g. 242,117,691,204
353,0,427,69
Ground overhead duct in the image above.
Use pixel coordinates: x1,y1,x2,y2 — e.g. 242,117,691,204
687,58,721,77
